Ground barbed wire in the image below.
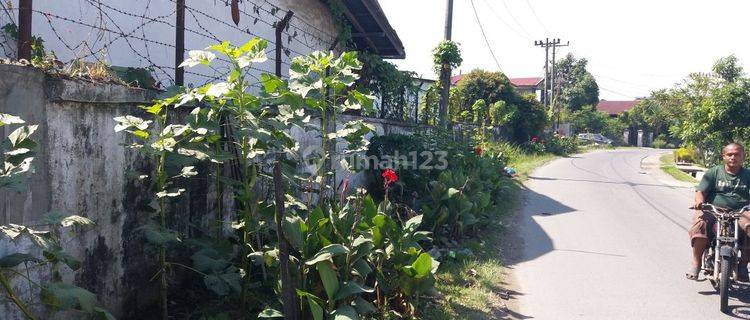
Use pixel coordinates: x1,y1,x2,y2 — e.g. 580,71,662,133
0,1,420,122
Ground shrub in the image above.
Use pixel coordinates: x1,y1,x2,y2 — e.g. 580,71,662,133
652,138,668,149
674,147,698,163
543,134,579,155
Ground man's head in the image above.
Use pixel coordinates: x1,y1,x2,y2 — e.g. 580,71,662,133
722,142,745,170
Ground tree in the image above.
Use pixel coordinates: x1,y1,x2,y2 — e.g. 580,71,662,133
568,105,625,142
713,54,743,83
554,53,600,112
453,69,515,122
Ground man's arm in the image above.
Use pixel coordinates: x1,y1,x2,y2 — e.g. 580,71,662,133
695,190,706,209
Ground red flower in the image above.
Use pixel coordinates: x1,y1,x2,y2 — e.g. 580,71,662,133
531,136,538,143
541,140,545,145
382,169,398,189
474,147,483,155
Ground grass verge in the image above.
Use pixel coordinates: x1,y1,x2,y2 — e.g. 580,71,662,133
659,153,697,183
420,153,557,319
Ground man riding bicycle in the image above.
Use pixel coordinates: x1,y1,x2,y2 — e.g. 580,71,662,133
688,142,750,281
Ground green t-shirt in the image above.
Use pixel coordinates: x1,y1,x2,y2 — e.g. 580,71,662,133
697,165,750,210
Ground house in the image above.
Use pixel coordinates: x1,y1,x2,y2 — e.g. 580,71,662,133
450,74,543,99
596,100,640,117
0,0,404,88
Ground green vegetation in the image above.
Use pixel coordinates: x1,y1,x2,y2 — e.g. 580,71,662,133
421,150,557,319
660,154,697,183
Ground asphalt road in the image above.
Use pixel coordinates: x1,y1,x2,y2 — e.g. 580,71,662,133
510,148,750,319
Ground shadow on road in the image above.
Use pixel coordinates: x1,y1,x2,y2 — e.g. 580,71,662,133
502,185,575,267
697,282,750,318
527,175,694,190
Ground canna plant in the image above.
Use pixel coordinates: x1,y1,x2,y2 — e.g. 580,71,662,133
1,113,113,319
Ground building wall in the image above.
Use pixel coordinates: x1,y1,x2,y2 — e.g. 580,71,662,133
0,63,418,319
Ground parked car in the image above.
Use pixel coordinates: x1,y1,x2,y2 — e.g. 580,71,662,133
577,133,613,145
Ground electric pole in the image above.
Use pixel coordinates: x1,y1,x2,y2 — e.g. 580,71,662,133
534,38,550,109
550,38,569,129
535,38,569,129
438,0,454,128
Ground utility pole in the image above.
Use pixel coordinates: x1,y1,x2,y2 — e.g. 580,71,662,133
534,38,550,109
438,0,454,128
535,38,569,129
550,38,569,129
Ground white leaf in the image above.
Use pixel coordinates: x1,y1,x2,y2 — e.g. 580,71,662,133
178,50,216,68
156,188,186,198
206,82,231,97
179,166,198,178
0,114,25,126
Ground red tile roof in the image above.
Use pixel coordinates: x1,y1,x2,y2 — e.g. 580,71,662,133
450,74,543,87
509,77,543,87
596,100,639,115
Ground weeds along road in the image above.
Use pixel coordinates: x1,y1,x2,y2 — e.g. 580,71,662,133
509,148,750,319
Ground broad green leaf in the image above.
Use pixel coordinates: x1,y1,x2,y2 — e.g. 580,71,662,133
0,253,40,268
93,307,116,320
191,248,230,273
410,253,433,278
307,296,324,320
362,196,377,220
353,296,377,316
94,307,117,320
139,222,181,245
43,245,81,270
316,261,339,300
333,281,374,301
351,257,372,278
258,308,284,318
446,188,461,199
41,282,98,313
404,215,423,233
7,125,38,148
331,305,358,320
305,244,349,265
282,215,304,250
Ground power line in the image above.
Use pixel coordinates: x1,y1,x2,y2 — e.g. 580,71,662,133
599,86,639,99
525,0,549,34
470,0,503,72
499,0,534,39
482,0,531,41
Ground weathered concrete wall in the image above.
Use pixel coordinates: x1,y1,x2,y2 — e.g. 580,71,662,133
0,64,419,319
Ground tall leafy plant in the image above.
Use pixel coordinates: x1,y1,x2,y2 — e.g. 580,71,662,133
1,114,113,319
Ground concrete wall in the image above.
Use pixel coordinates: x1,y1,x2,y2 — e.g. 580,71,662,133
0,63,419,319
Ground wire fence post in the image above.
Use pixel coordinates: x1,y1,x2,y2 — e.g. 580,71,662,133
273,10,301,320
175,0,185,86
17,0,32,60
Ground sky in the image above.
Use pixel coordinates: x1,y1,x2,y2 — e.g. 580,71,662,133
378,0,750,100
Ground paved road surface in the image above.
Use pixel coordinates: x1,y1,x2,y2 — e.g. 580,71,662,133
511,148,750,319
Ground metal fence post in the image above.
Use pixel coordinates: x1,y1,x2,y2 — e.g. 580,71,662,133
17,0,32,60
175,0,185,86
